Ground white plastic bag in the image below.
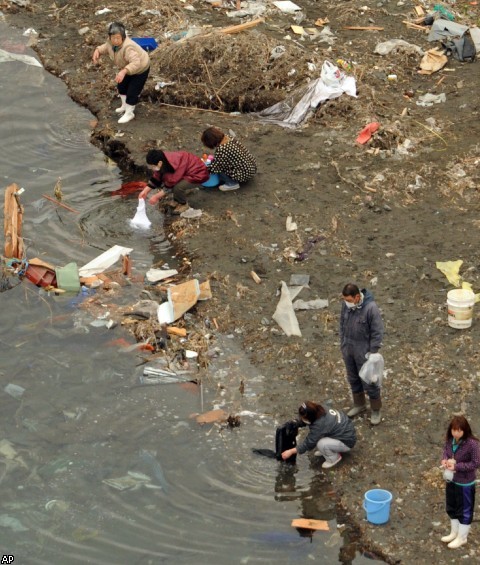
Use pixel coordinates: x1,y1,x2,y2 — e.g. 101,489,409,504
320,60,344,87
130,198,151,230
443,468,454,482
359,353,384,386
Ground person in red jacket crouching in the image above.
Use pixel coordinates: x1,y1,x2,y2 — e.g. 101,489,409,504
139,149,209,211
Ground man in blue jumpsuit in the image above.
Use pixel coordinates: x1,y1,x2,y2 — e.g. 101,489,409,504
340,283,384,425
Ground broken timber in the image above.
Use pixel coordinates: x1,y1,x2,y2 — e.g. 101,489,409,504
4,183,25,259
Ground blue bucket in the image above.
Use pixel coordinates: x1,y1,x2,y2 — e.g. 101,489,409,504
363,489,392,525
202,173,220,188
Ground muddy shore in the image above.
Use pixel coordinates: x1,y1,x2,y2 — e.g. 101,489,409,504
4,0,480,562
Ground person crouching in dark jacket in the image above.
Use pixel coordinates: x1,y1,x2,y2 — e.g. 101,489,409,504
281,401,356,469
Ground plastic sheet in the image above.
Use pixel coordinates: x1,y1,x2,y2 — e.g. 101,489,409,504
272,281,302,336
258,67,356,128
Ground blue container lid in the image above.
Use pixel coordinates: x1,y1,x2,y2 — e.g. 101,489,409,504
202,173,220,188
132,37,158,52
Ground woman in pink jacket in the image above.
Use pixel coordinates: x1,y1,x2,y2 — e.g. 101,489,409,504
139,149,209,209
92,22,150,124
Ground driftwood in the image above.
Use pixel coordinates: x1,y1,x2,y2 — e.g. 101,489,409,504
4,183,25,259
42,193,79,213
178,17,265,44
342,26,385,31
403,21,429,31
217,18,265,35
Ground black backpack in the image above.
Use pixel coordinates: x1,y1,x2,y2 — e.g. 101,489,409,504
275,421,299,463
252,420,299,463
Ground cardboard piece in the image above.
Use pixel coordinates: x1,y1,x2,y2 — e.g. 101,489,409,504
418,48,448,75
157,279,201,324
170,280,200,320
29,257,56,270
198,280,212,301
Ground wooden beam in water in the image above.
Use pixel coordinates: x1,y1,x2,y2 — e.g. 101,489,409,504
4,183,25,259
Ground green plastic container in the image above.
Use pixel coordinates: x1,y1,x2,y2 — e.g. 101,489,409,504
55,262,80,292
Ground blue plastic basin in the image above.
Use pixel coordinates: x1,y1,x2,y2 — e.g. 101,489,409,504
202,174,220,188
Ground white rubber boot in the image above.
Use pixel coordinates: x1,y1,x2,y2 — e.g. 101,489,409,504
118,104,135,124
448,523,470,549
441,519,459,543
115,95,127,114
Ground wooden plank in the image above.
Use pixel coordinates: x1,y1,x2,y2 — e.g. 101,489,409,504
291,518,330,531
403,21,429,31
342,26,384,31
167,326,187,337
414,5,425,16
4,183,24,258
217,17,265,35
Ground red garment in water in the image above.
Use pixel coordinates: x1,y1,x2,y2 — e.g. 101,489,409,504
111,181,148,197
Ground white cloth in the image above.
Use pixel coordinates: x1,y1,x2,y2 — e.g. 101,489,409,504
130,198,151,229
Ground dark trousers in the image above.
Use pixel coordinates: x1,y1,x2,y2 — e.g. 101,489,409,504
170,180,197,205
117,67,150,106
446,481,475,525
342,345,381,400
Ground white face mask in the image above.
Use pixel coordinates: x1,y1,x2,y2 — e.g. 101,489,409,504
344,300,356,309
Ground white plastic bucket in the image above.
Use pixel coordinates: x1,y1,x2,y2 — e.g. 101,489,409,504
447,289,475,329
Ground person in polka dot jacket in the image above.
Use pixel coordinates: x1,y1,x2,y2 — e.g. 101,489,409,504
201,126,257,192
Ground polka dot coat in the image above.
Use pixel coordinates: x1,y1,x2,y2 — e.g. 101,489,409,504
209,138,257,183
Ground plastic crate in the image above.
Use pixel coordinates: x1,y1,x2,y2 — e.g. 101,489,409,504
132,37,158,52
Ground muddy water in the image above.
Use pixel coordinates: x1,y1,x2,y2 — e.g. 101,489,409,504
0,23,375,564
